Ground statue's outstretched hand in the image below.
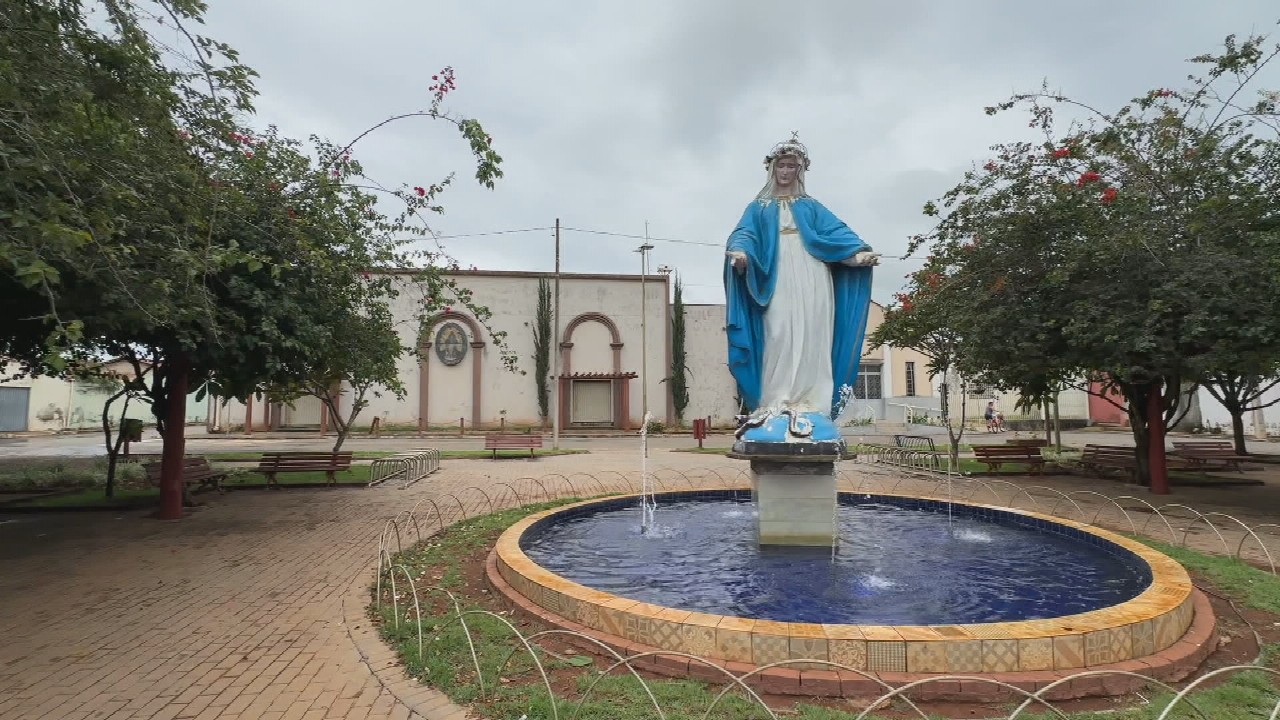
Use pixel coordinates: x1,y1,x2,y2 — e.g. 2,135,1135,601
726,251,748,273
841,251,881,267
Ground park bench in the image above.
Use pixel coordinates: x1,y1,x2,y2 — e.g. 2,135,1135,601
1080,444,1140,480
1171,441,1250,473
144,457,226,505
483,433,544,459
972,444,1046,474
254,451,354,486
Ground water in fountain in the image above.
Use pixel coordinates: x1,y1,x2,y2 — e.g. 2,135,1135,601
639,411,657,533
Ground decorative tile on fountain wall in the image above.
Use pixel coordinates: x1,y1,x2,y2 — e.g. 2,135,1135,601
715,627,754,664
945,640,983,672
827,639,867,670
1153,611,1182,649
574,600,602,631
981,639,1019,672
1053,634,1085,669
866,642,906,673
906,642,947,673
622,614,655,645
1176,597,1194,632
752,633,791,665
1018,638,1054,671
682,623,717,657
597,605,628,638
1084,626,1131,666
789,636,829,669
1130,619,1155,657
649,618,683,649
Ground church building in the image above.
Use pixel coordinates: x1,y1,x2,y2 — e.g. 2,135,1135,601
211,269,946,432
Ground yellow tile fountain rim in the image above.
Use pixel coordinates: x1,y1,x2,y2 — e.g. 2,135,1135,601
494,489,1195,673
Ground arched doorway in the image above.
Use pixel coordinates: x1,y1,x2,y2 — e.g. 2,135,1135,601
418,311,486,430
559,312,631,429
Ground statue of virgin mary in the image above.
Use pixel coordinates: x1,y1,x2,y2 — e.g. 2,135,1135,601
724,134,878,445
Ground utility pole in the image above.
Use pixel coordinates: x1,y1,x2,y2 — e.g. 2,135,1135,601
551,219,562,450
638,227,654,436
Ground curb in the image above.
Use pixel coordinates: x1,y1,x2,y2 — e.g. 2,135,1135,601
341,571,474,720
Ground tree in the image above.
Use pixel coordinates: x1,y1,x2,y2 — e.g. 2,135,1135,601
668,276,690,423
906,30,1280,491
1202,371,1280,453
531,278,552,425
267,291,406,451
869,267,969,466
1,2,508,517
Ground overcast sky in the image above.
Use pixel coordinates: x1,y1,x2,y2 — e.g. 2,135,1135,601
192,2,1278,305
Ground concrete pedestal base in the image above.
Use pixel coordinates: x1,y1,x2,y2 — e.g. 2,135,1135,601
750,458,837,546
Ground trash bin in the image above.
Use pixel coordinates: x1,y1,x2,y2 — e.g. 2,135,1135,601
121,418,144,443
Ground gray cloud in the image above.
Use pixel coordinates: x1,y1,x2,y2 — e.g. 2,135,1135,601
196,1,1278,305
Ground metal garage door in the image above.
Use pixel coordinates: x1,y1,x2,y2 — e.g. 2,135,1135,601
570,380,612,425
0,387,30,432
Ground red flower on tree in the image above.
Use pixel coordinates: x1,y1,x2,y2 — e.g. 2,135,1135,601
983,161,998,172
1076,170,1101,187
1051,147,1071,159
414,186,426,197
1100,187,1118,204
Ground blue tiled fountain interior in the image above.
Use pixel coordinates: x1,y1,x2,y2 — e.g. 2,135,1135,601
519,490,1154,625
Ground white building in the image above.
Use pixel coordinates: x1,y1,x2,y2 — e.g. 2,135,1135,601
0,360,205,434
208,269,960,433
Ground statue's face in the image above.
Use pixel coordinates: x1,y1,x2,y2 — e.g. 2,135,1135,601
773,155,801,188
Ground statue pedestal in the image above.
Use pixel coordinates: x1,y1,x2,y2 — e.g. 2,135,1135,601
751,458,837,546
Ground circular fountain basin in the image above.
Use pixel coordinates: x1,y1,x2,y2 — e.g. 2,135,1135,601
492,489,1199,676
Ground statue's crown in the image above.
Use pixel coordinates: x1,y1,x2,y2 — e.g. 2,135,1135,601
764,131,811,169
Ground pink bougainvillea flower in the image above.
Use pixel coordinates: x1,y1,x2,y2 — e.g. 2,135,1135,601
414,186,426,197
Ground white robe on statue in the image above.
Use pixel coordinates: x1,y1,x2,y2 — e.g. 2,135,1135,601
758,199,835,414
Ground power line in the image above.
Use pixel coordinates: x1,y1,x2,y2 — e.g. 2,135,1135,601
422,224,918,260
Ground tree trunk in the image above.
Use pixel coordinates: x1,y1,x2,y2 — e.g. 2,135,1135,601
101,386,129,499
1043,401,1051,444
1125,382,1149,487
1231,410,1248,455
1147,381,1169,495
1052,393,1062,451
158,354,190,520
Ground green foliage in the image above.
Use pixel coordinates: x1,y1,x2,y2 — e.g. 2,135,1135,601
668,276,690,422
899,29,1280,483
532,278,552,422
0,458,144,491
0,1,510,475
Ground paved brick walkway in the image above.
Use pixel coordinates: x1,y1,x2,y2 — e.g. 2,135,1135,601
0,449,1276,720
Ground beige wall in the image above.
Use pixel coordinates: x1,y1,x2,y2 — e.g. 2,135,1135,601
215,270,672,429
1,361,204,433
682,304,741,426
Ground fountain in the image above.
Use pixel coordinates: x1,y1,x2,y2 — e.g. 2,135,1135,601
482,138,1213,700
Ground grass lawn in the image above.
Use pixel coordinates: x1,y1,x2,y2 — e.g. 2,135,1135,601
13,486,161,508
374,500,1280,720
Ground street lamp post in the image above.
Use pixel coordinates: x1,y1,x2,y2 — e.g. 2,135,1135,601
637,238,654,436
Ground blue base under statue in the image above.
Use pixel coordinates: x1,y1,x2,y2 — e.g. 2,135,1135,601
730,409,845,459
